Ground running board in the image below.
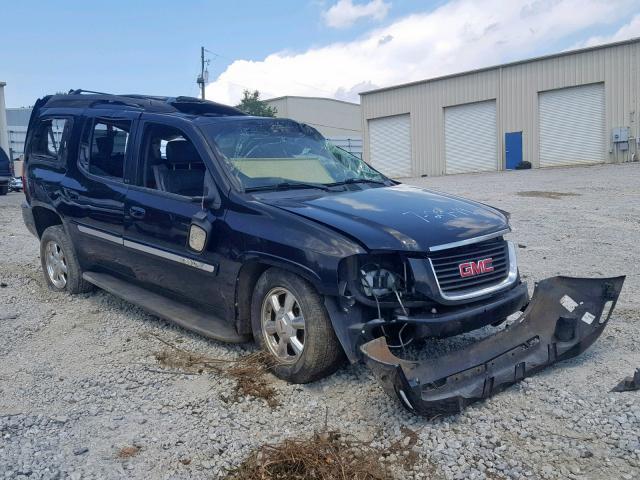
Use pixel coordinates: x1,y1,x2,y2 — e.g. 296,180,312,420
83,272,250,344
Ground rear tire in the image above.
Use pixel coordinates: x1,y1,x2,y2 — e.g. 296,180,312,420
251,268,345,383
0,185,8,196
40,225,94,294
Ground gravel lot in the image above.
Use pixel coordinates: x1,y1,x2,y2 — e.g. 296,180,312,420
1,163,639,480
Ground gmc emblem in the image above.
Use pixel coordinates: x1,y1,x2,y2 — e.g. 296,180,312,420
459,258,494,278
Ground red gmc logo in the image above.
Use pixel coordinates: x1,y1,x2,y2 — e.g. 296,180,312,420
459,258,494,278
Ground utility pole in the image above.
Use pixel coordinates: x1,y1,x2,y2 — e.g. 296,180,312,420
197,46,209,100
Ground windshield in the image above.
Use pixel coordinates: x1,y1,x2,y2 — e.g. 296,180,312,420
201,118,388,190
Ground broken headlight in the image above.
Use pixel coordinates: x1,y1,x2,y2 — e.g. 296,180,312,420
360,265,400,298
358,256,410,304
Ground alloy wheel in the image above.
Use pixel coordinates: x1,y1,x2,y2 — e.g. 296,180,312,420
45,241,68,289
261,287,306,364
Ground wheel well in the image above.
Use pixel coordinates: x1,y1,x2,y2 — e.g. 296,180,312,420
235,262,270,335
32,207,63,238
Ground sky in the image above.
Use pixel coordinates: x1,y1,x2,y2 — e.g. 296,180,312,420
1,0,639,108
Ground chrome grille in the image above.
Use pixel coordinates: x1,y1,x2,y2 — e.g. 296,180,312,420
429,240,509,294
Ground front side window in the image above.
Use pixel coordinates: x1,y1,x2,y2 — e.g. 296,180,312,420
30,118,71,164
138,123,206,197
79,118,131,180
201,118,387,191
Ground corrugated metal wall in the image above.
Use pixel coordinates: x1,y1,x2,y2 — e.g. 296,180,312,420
361,39,640,176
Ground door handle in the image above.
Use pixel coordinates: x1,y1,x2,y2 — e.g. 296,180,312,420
129,206,146,219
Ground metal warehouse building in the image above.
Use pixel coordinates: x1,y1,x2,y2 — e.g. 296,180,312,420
265,96,362,157
361,37,640,178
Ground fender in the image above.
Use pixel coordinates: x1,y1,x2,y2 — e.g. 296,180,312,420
239,251,323,290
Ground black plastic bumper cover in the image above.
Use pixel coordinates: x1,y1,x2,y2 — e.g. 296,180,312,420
361,276,625,417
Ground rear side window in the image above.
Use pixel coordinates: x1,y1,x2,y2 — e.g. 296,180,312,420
79,118,131,180
30,118,72,165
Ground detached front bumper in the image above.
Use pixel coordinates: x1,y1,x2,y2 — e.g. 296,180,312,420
361,276,625,417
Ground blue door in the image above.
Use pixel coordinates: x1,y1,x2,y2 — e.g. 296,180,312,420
505,131,523,169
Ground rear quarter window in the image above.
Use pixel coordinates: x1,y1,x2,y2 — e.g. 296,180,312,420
78,118,131,181
29,118,73,167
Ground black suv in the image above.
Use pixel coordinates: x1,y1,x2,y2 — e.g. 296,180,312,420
22,91,622,415
0,146,11,195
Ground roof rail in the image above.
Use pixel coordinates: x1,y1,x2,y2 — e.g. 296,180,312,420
43,90,246,116
68,89,112,96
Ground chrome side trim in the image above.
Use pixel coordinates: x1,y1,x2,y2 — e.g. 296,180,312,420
429,241,518,302
123,240,215,273
77,225,215,273
428,228,511,252
77,225,123,245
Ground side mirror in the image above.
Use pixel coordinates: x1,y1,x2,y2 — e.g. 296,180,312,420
188,210,212,253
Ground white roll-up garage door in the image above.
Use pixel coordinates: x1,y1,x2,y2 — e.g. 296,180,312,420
539,83,605,167
368,114,411,178
445,100,497,174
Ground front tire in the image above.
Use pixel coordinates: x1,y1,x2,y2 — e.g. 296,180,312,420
40,226,93,294
0,185,8,196
251,268,344,383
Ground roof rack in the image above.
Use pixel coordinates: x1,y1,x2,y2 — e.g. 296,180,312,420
44,90,246,116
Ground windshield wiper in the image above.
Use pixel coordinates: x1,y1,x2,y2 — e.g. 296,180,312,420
326,178,388,187
245,181,331,193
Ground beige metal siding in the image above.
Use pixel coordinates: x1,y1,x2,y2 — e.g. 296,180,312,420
265,96,361,139
361,40,640,175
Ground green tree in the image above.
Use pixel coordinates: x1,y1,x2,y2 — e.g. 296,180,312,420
236,90,277,117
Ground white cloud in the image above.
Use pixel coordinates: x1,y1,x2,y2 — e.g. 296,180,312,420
573,13,640,48
323,0,391,29
206,0,638,106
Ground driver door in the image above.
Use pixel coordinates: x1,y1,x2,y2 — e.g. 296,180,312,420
123,114,226,314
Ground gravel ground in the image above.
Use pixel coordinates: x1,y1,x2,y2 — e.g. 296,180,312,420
1,163,639,480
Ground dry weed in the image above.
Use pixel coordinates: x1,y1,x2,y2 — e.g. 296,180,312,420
226,427,424,480
150,335,279,407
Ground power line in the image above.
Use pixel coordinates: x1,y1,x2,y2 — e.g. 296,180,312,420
302,121,361,132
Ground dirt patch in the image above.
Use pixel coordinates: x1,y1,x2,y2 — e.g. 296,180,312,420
151,335,279,408
516,190,581,200
226,427,424,480
117,445,141,459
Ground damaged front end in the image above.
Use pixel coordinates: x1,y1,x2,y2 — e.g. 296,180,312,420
360,276,625,416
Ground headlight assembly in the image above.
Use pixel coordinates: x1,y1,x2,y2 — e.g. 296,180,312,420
360,265,399,298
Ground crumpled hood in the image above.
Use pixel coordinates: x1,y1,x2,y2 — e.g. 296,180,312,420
262,184,509,251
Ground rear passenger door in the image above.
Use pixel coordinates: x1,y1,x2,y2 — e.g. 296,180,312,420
68,110,140,273
123,114,225,313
